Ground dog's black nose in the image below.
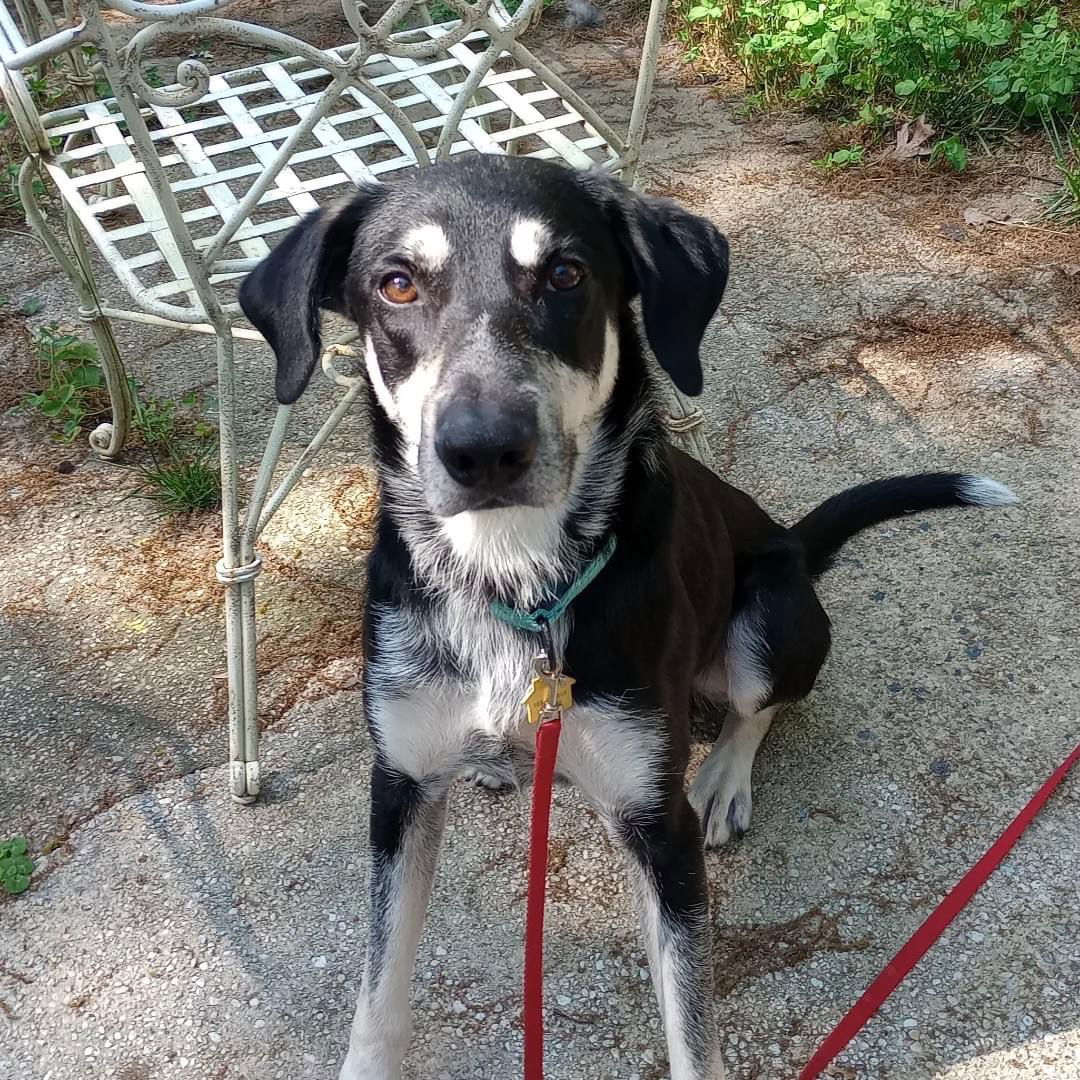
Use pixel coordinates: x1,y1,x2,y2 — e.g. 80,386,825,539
435,400,538,491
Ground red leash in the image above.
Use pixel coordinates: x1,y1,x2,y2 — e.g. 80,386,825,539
522,736,1080,1080
524,714,562,1080
800,740,1080,1080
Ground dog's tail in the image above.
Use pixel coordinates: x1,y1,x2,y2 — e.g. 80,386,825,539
791,473,1019,577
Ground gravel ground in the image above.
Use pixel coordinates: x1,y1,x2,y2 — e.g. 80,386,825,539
2,14,1079,1080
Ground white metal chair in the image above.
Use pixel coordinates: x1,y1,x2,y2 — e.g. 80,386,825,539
1,0,709,801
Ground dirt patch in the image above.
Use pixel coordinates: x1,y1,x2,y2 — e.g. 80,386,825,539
93,515,223,618
712,906,871,997
0,310,32,412
801,136,1080,277
545,836,573,901
931,219,1080,283
804,147,1015,202
259,463,379,572
0,960,34,985
113,1065,154,1080
644,170,717,204
829,841,942,915
0,449,374,729
254,594,364,726
328,465,381,551
0,456,97,520
765,309,1080,449
136,0,639,85
858,313,1021,366
768,311,1020,383
853,319,1076,448
537,16,650,79
101,0,355,69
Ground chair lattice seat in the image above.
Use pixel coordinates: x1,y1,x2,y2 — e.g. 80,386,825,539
42,23,616,319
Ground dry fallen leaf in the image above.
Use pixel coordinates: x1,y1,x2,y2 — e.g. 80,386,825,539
891,114,936,160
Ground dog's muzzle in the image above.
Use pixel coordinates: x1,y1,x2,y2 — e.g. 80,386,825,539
434,397,538,507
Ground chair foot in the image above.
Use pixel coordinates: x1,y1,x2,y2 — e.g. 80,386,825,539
83,323,132,460
230,757,261,800
219,556,263,803
77,299,132,461
88,422,118,457
230,766,259,805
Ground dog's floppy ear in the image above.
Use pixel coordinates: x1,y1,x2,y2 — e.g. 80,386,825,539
239,186,381,404
586,173,729,396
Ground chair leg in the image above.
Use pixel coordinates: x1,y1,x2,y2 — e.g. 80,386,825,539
661,385,711,463
66,212,132,460
220,557,258,804
18,159,132,460
611,0,710,465
622,0,670,187
215,345,365,802
212,327,263,803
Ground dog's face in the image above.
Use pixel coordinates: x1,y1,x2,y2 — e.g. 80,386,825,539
240,156,728,526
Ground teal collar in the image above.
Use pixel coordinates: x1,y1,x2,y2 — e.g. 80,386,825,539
489,536,617,633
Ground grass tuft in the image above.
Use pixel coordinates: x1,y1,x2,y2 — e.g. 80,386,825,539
1044,117,1080,224
129,449,222,515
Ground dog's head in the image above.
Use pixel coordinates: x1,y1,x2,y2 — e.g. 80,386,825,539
240,156,727,524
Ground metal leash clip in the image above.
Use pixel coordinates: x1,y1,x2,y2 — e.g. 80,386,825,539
522,616,575,726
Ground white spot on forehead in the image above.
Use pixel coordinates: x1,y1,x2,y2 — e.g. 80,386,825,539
401,222,451,271
509,218,550,269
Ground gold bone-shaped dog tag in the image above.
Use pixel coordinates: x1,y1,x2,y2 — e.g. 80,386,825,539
523,672,575,725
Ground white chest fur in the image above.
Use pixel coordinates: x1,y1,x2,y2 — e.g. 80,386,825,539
366,598,666,815
366,596,543,771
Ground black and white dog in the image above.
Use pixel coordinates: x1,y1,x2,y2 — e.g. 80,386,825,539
239,154,1016,1080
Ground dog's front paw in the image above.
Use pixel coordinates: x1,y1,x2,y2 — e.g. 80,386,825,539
688,750,753,849
460,767,512,790
339,1050,402,1080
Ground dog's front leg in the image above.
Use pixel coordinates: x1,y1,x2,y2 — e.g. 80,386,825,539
613,792,726,1080
340,758,449,1080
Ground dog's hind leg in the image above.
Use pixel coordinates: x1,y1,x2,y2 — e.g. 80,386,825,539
340,760,449,1080
690,546,831,848
612,793,726,1079
689,705,779,847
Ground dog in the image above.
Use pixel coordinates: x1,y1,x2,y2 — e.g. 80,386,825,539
239,154,1017,1080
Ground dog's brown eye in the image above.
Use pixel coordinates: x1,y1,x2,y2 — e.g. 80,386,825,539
380,272,418,304
547,261,584,292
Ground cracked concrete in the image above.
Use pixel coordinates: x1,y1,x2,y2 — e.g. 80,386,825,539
2,6,1080,1079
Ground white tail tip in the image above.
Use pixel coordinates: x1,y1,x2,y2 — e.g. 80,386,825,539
959,475,1020,508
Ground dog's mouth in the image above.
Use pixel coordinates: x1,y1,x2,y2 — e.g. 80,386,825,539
430,487,547,517
473,495,515,511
